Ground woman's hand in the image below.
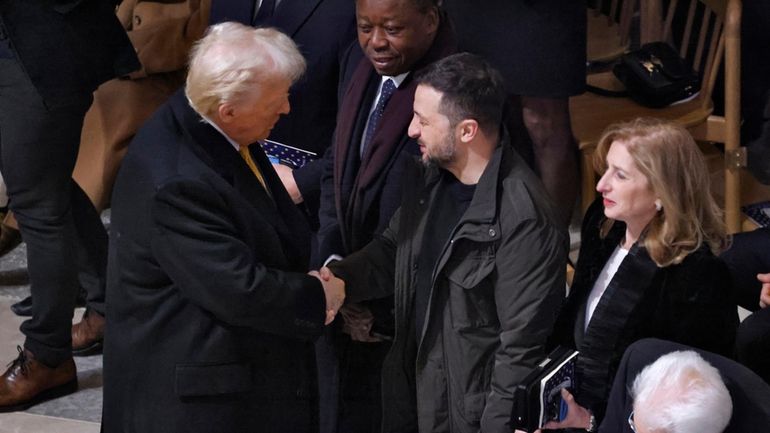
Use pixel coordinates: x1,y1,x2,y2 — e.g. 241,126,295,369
541,388,592,430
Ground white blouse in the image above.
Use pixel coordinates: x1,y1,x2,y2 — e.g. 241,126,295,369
584,245,629,331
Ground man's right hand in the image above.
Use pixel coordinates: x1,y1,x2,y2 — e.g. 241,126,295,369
309,267,345,325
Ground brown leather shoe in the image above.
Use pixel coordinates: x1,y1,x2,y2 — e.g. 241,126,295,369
72,308,105,356
0,222,21,257
0,346,77,412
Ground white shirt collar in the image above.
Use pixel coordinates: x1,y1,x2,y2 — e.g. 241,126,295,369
382,72,409,89
199,112,243,152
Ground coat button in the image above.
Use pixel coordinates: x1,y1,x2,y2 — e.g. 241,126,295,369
418,198,425,205
133,15,142,27
488,228,496,237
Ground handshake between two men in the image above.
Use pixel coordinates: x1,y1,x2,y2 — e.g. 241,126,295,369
308,267,346,326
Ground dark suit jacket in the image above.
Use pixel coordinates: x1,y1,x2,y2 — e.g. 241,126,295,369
600,338,770,433
210,0,357,211
103,91,327,433
549,199,738,421
0,0,139,106
316,16,456,264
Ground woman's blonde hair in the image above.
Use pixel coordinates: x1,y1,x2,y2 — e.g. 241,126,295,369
593,118,726,266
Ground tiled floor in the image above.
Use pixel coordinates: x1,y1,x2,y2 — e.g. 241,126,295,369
0,244,102,432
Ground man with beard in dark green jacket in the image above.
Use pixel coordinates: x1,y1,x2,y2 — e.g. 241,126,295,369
316,53,567,433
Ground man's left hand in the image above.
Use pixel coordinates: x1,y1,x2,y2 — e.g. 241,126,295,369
272,163,303,204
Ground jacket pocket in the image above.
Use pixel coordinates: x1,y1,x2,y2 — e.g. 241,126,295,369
445,247,497,330
460,391,486,426
175,361,253,397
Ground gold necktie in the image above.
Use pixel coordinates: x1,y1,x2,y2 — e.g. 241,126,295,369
238,145,268,192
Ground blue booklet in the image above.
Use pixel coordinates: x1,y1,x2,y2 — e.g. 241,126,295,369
742,201,770,228
260,139,317,169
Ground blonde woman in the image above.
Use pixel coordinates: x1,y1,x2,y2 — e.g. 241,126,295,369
546,118,738,430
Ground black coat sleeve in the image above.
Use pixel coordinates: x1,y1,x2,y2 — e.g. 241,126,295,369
150,178,326,340
654,251,739,357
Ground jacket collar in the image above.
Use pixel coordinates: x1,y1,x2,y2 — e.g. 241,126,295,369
169,91,312,267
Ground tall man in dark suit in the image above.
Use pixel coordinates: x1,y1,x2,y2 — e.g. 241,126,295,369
315,0,455,431
0,0,138,411
209,0,356,226
102,23,344,432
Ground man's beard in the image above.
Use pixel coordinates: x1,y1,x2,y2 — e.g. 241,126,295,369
421,132,456,167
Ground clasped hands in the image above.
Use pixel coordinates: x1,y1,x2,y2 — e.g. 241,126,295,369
308,266,345,325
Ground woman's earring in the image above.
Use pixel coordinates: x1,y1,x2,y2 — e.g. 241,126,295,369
655,200,662,212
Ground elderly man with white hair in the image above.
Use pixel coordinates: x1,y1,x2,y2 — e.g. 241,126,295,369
102,22,343,433
628,350,732,433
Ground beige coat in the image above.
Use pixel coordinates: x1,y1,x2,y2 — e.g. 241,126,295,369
73,0,210,210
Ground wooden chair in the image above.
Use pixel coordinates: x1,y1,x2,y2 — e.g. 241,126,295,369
572,0,744,232
587,0,638,65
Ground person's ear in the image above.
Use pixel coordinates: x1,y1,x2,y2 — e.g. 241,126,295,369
217,102,237,124
458,119,479,143
424,6,439,34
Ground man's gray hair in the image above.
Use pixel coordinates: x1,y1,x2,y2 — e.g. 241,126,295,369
185,22,306,118
632,350,732,433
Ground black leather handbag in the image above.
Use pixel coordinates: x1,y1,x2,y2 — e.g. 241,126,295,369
612,41,701,108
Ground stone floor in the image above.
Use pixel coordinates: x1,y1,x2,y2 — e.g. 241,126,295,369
0,242,101,432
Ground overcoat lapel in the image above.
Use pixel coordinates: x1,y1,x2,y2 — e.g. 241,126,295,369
173,93,311,267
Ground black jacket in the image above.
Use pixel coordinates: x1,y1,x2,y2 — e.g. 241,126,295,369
331,140,567,433
550,199,738,421
103,91,326,433
0,0,139,106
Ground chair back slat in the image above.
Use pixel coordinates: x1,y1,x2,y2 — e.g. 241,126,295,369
700,16,723,96
662,0,679,42
693,7,712,71
700,0,728,17
701,32,725,110
679,0,698,58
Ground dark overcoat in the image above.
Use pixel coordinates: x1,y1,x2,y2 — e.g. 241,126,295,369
102,91,327,433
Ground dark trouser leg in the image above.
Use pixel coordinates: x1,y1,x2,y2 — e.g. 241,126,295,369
316,327,341,433
0,56,103,366
510,95,579,227
72,183,108,316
